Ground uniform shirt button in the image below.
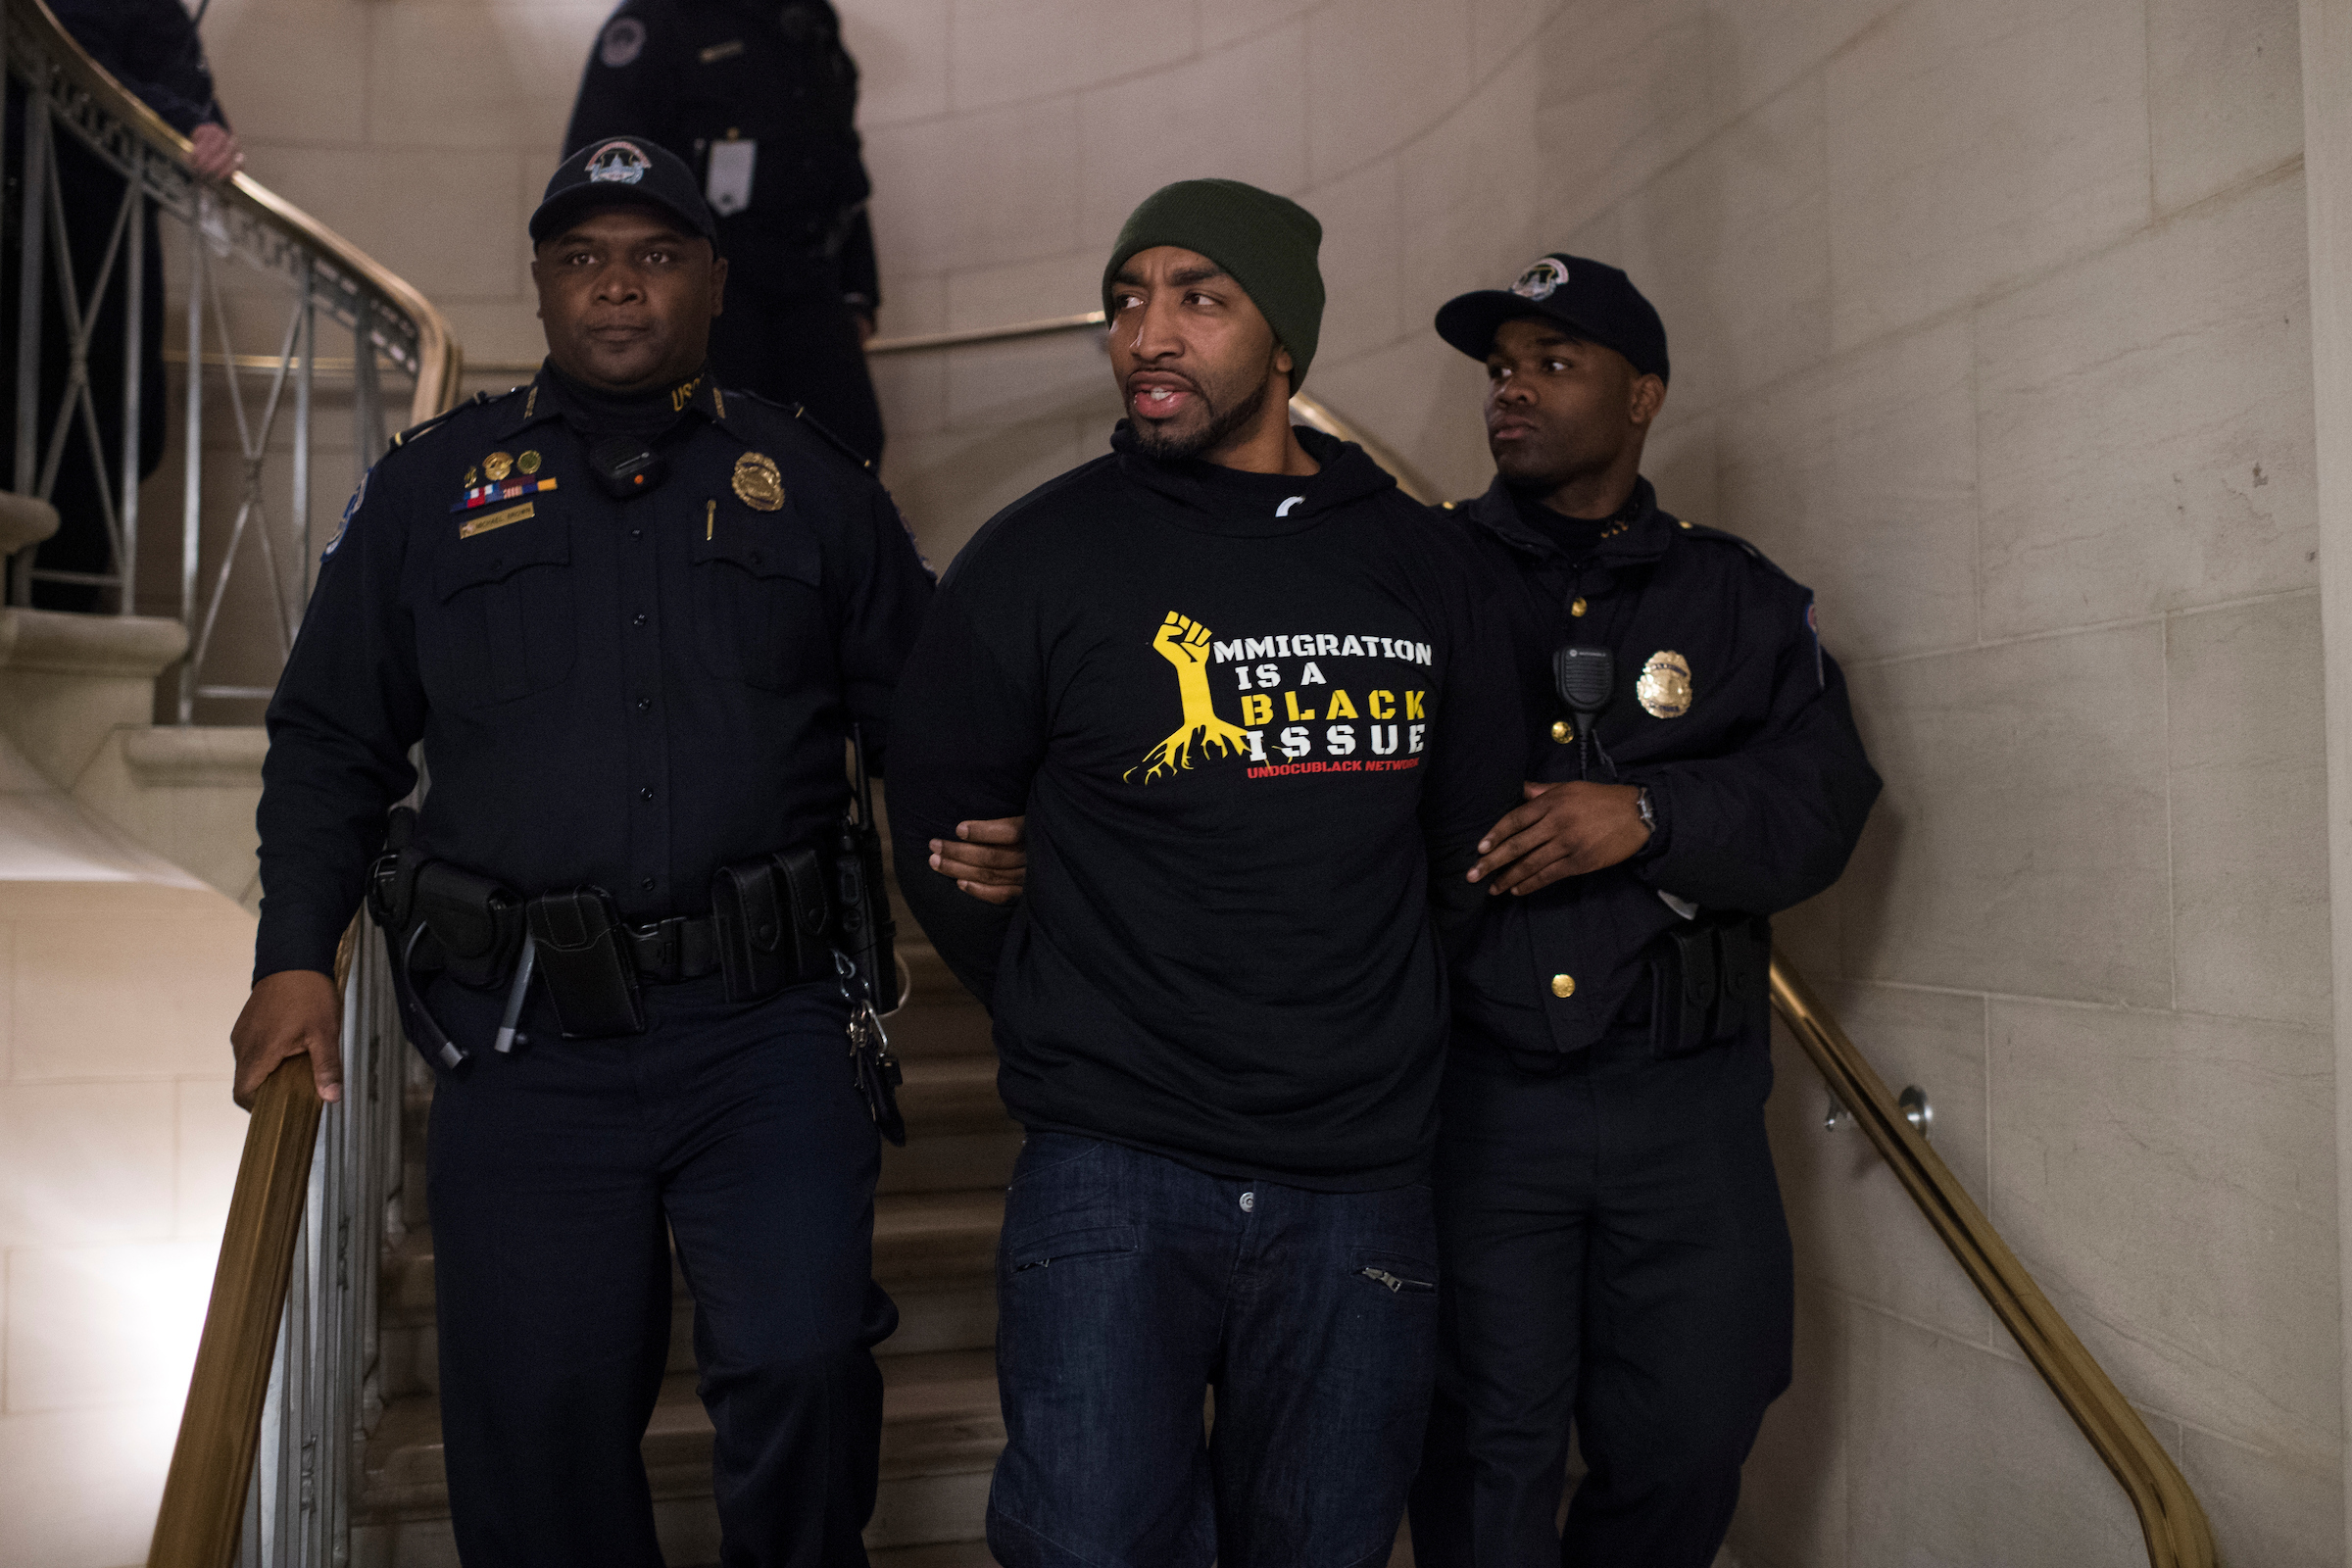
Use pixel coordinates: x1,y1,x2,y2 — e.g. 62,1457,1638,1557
632,612,649,628
635,696,653,712
640,875,657,892
630,528,644,541
1570,597,1589,616
1550,973,1577,999
1550,720,1571,743
1239,1192,1255,1213
639,787,655,802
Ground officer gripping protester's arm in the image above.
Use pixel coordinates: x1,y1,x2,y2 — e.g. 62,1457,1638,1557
1403,257,1882,1568
229,138,933,1567
564,0,888,464
884,178,1521,1568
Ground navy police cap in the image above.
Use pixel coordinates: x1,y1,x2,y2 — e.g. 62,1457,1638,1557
1435,254,1670,383
529,136,717,246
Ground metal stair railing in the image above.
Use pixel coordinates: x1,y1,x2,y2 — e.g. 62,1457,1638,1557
1,0,459,723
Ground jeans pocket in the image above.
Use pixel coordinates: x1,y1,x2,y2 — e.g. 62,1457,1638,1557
1004,1224,1139,1275
1006,1132,1107,1191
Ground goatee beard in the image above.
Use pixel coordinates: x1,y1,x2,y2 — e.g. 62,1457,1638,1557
1132,375,1270,463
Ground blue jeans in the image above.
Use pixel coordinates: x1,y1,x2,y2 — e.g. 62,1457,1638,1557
986,1134,1439,1568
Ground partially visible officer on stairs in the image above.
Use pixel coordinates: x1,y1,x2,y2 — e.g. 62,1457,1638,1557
564,0,888,464
1406,256,1882,1568
227,137,934,1567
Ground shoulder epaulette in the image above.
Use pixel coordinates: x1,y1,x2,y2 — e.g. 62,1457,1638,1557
730,388,875,473
386,386,515,451
1670,516,1801,583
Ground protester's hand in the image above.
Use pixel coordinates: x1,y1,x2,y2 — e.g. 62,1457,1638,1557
1466,781,1650,897
186,122,244,182
230,969,344,1109
931,816,1025,905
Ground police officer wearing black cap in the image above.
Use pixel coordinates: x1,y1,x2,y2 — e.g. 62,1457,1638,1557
229,137,933,1567
564,0,887,464
1404,256,1881,1567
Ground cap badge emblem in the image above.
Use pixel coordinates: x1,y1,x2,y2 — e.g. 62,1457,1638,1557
586,139,651,185
1511,257,1569,300
482,451,514,482
1637,651,1692,719
732,452,785,512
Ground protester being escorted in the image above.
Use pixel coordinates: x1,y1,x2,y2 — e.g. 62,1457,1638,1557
8,0,242,611
228,138,934,1568
886,178,1521,1568
564,0,888,463
1403,255,1882,1568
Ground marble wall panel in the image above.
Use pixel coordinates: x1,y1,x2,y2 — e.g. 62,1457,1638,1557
1396,53,1545,345
2146,0,2305,216
944,252,1104,329
363,3,587,154
1302,157,1402,366
173,1079,247,1241
1839,624,2173,1005
2176,1421,2346,1568
863,96,1081,277
1720,315,1977,663
1988,999,2339,1456
1307,332,1491,502
1766,984,2001,1349
1075,23,1311,246
839,0,954,128
1304,0,1473,181
245,146,529,304
1824,0,2150,351
0,1404,179,1568
885,414,1095,566
2167,593,2330,1027
943,333,1115,435
1471,0,1560,78
947,0,1199,114
1699,0,1896,127
1199,0,1318,52
1611,70,1827,418
1528,0,1710,237
8,893,254,1083
1841,1305,2145,1566
4,1242,215,1413
1640,404,1716,527
0,1083,176,1249
203,0,372,147
1976,171,2317,639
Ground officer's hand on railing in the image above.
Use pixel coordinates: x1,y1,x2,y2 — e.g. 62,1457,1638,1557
930,816,1026,905
230,969,345,1109
1465,781,1650,898
186,122,245,182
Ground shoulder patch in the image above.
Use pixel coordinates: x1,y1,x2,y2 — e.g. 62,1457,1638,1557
600,15,647,68
322,462,376,560
386,387,512,451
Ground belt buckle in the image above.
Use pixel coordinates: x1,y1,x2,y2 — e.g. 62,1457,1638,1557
630,917,680,983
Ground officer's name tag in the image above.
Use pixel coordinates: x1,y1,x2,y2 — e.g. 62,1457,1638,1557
461,501,534,539
707,139,756,217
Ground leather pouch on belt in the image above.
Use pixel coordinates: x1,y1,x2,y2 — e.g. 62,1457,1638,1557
1651,912,1773,1058
710,848,834,1004
524,886,648,1038
412,859,524,989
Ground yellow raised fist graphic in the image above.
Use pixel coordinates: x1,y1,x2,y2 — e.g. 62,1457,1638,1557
1128,612,1255,783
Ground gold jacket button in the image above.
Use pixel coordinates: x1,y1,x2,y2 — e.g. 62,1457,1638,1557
1550,719,1571,743
1550,973,1576,999
1571,597,1589,616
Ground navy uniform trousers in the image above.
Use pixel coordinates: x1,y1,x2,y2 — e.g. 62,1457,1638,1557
422,970,896,1568
1408,1018,1792,1568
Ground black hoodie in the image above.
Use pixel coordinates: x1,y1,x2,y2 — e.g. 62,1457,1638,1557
887,425,1520,1190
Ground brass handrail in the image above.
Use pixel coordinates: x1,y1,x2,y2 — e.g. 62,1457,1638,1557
1769,961,2215,1567
10,0,462,426
148,923,352,1568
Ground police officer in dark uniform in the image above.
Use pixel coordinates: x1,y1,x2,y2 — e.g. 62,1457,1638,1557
1404,257,1881,1567
564,0,887,464
229,139,933,1567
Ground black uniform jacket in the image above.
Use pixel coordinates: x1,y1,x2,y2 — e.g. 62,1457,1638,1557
564,0,879,311
50,0,225,133
253,367,934,982
1444,475,1881,1054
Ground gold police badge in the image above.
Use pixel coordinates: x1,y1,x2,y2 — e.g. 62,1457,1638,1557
1638,651,1692,718
732,452,785,512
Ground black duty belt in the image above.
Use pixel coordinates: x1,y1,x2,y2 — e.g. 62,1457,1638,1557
624,914,722,983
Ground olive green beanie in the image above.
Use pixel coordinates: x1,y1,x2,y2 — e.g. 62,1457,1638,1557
1102,179,1325,390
